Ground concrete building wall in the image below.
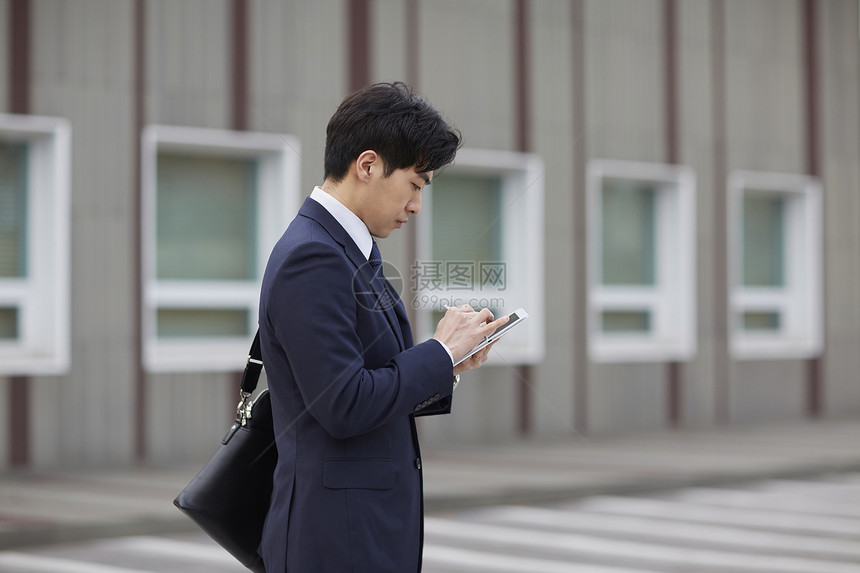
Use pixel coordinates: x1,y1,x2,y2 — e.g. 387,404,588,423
724,0,808,424
529,0,578,438
142,0,236,463
819,0,860,416
677,0,718,428
28,0,138,467
2,0,860,470
413,0,521,445
585,0,668,434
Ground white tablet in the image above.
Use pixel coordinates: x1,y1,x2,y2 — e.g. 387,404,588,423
453,308,529,366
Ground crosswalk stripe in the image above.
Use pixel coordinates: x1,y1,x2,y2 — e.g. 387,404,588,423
103,536,238,565
0,486,167,510
423,544,661,573
758,479,860,497
572,495,860,537
468,505,860,559
672,486,860,518
0,552,152,573
424,517,860,573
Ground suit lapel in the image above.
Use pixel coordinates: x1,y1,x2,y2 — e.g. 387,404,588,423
298,197,407,351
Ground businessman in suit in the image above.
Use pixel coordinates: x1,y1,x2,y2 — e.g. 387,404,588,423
257,82,508,572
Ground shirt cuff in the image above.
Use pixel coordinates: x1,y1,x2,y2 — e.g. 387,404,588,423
434,339,455,365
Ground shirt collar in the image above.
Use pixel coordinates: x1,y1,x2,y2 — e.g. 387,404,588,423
310,186,374,260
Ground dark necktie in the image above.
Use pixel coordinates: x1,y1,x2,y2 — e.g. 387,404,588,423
369,241,383,278
368,242,395,310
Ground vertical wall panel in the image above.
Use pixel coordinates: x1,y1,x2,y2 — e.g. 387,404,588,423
411,0,519,445
28,0,136,468
143,0,236,462
820,0,860,416
250,0,344,196
677,0,717,427
585,0,666,434
530,0,577,438
724,0,805,172
372,0,407,84
371,0,409,302
724,0,807,423
731,361,805,424
418,0,516,152
147,0,230,128
586,0,665,163
148,373,236,463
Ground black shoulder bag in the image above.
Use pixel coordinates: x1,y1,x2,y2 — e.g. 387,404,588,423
173,331,276,573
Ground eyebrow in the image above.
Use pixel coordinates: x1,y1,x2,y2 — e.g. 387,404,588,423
418,173,431,185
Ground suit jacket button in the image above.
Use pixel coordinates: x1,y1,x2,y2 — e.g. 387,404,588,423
415,457,422,470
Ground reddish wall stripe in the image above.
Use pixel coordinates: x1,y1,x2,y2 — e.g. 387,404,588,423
514,0,533,436
9,377,30,466
8,0,32,468
9,0,30,115
231,0,249,132
710,0,730,425
230,0,251,416
663,0,682,429
515,0,531,154
405,0,419,329
803,0,823,418
664,0,679,164
571,0,588,434
133,0,147,461
348,0,370,93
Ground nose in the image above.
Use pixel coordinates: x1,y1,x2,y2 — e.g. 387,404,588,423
407,194,422,215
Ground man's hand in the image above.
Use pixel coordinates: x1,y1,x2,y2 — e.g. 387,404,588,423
433,305,508,374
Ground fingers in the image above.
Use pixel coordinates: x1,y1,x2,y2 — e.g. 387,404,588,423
480,313,509,333
453,339,497,376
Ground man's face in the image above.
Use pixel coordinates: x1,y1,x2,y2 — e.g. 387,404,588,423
359,164,432,238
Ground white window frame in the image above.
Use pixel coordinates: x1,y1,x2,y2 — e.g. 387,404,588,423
141,125,300,372
414,148,545,365
587,159,696,362
0,114,71,375
728,170,822,359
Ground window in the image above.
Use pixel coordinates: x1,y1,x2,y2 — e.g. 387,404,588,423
142,125,300,372
0,114,71,375
587,160,696,362
728,171,822,359
414,148,544,365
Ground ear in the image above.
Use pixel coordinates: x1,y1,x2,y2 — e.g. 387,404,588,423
354,150,379,183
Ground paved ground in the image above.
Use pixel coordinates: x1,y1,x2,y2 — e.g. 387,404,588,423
1,419,859,551
4,472,860,572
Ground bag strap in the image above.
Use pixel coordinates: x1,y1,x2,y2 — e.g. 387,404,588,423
240,329,263,394
234,329,263,427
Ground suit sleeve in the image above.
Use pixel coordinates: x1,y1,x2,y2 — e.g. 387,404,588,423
264,240,454,439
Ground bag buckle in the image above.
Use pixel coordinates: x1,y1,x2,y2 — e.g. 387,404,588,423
235,391,253,427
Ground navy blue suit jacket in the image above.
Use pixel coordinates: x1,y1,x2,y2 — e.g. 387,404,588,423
258,197,454,572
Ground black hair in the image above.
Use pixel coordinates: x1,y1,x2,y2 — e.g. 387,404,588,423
324,82,462,182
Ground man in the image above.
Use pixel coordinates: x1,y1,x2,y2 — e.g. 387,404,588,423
258,82,507,572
